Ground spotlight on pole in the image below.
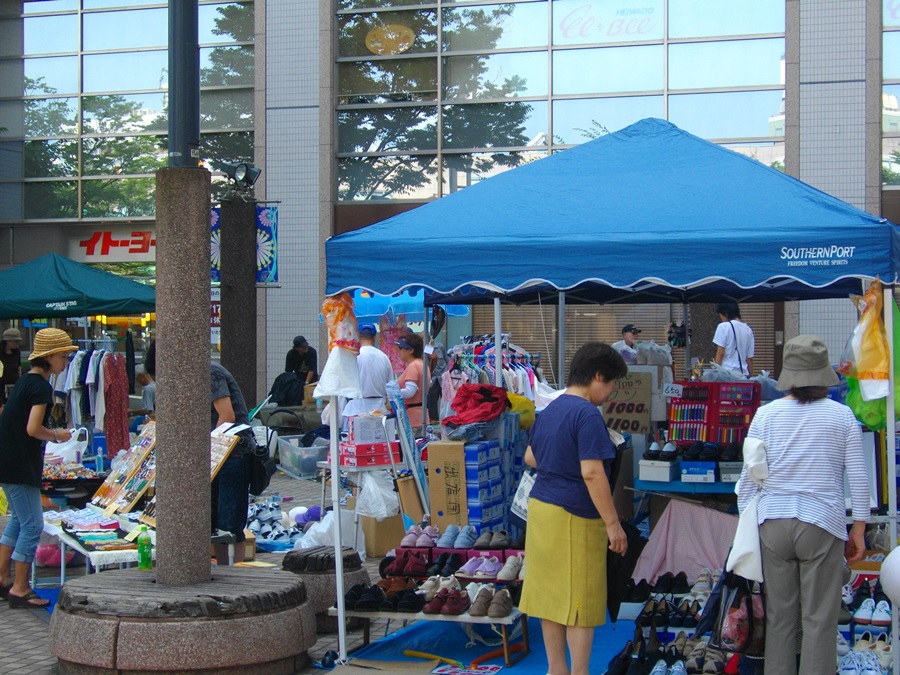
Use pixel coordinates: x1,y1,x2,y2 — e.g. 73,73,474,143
219,161,261,194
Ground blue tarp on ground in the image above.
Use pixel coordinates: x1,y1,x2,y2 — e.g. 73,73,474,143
326,118,900,305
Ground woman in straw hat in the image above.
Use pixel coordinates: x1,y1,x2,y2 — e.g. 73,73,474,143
0,328,76,608
736,335,869,674
0,327,23,407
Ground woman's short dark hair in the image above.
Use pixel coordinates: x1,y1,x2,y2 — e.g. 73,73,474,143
716,302,741,320
568,342,628,386
790,386,829,403
29,356,51,371
405,333,424,359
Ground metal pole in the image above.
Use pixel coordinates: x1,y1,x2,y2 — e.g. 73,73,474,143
558,291,566,388
329,397,347,663
168,0,200,167
493,298,502,387
883,285,897,675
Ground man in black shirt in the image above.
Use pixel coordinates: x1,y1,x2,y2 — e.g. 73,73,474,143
285,335,318,384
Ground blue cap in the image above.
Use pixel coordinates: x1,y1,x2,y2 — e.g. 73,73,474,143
358,323,377,336
394,338,414,350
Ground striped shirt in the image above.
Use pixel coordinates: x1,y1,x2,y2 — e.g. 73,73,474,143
736,397,869,540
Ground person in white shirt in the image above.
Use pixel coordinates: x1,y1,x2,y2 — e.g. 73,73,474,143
713,302,754,377
610,324,640,363
342,323,393,423
736,335,868,674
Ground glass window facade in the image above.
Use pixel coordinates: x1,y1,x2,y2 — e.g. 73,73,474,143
336,0,786,203
886,3,900,185
0,0,255,222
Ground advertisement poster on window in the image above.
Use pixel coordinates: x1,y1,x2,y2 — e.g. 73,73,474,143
210,205,278,284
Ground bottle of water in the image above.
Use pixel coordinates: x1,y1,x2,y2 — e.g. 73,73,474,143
137,525,152,571
316,398,324,413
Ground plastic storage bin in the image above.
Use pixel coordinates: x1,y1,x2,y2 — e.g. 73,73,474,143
277,435,327,478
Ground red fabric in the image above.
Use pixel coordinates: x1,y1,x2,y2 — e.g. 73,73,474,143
103,354,130,455
443,384,509,426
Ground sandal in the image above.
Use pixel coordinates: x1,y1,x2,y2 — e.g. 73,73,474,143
0,582,12,599
8,589,49,609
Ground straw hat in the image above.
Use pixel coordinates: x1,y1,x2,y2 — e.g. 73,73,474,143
28,328,77,360
776,334,839,390
2,328,22,342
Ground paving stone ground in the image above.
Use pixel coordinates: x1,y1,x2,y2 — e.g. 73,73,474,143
0,469,404,673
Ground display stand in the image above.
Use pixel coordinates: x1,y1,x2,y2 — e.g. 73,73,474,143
91,422,156,512
325,607,530,667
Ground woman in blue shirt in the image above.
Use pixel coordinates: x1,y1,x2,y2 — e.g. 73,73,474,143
519,342,628,675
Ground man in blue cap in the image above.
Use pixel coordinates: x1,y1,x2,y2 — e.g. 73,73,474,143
342,323,393,421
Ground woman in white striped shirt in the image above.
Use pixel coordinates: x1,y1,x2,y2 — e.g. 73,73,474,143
737,335,869,675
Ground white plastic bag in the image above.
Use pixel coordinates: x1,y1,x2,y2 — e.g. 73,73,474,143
45,427,89,464
296,509,366,560
636,340,673,366
534,380,565,410
355,470,400,521
702,362,747,382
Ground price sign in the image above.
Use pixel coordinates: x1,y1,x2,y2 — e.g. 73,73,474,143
663,382,684,398
605,373,651,434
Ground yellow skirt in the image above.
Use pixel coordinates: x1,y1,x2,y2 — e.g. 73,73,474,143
518,498,608,627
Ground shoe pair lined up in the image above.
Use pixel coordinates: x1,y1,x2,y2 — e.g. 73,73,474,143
342,583,426,613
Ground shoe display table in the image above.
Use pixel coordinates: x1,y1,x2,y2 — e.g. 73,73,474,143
327,606,530,667
36,517,155,587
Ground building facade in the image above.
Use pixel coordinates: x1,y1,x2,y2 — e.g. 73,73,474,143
0,1,898,393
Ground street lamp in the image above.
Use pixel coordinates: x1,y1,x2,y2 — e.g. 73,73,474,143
219,161,261,191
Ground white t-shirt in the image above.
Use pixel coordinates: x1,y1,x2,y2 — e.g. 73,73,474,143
713,320,755,376
610,339,637,362
342,345,393,418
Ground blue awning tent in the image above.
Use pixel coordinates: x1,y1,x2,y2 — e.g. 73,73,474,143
326,118,900,305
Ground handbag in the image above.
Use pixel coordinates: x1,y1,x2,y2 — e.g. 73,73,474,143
708,570,766,657
509,467,536,528
240,426,277,496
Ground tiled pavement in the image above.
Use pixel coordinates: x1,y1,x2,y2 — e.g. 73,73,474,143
0,470,405,673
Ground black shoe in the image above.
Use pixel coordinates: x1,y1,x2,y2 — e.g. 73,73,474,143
397,589,426,613
379,592,401,611
505,580,523,606
341,583,367,610
683,442,703,460
211,528,236,544
658,442,679,462
874,579,889,605
635,598,657,628
652,599,673,628
426,552,450,576
625,579,652,603
671,571,690,595
669,598,690,627
644,628,664,666
720,442,741,461
354,585,386,611
643,442,661,460
652,572,674,594
606,640,632,675
849,580,872,611
699,443,721,460
439,553,464,576
625,635,646,675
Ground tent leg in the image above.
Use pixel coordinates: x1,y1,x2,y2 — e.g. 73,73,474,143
683,302,691,379
884,285,898,675
558,291,566,388
494,298,502,387
329,397,348,663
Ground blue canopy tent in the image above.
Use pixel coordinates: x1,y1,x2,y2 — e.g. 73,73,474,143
323,119,900,664
327,118,900,305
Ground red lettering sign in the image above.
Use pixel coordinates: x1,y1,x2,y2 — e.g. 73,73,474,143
78,230,157,258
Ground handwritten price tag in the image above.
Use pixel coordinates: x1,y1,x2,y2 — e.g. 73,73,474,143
604,374,651,434
663,383,684,398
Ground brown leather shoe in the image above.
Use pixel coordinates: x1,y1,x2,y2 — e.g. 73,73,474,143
440,588,471,615
486,588,513,618
468,586,495,617
386,577,413,598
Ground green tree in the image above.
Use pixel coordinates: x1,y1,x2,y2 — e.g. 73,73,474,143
884,150,900,185
336,4,534,199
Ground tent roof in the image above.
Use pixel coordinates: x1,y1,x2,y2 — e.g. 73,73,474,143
0,253,155,319
326,118,900,305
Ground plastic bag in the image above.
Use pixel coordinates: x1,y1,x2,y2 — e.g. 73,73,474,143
846,376,886,430
534,380,565,410
837,279,889,401
750,370,783,401
45,427,89,464
702,362,746,382
355,470,400,521
709,572,766,657
507,392,536,430
636,340,673,366
296,509,366,560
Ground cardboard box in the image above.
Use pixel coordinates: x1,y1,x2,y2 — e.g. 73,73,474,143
396,475,425,525
339,440,401,456
681,461,717,483
347,415,392,444
332,451,401,467
850,551,889,572
639,459,680,482
303,383,317,406
360,512,407,557
428,441,468,531
211,529,255,561
718,461,743,482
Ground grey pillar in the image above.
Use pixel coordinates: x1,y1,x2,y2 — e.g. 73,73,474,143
219,196,258,403
154,166,212,585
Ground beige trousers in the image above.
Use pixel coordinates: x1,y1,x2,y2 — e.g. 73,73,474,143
759,518,844,675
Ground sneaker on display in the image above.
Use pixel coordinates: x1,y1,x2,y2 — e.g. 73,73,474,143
870,600,892,627
837,632,850,657
853,598,876,625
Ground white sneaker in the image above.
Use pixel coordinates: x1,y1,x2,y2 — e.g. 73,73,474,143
854,598,876,624
843,584,857,604
438,575,462,593
496,555,522,581
667,661,687,675
839,652,862,675
518,556,526,580
858,650,885,675
648,659,669,675
837,632,850,657
871,600,891,627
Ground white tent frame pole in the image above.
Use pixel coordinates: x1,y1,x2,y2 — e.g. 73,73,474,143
494,298,502,387
558,291,566,388
884,285,898,675
329,396,348,663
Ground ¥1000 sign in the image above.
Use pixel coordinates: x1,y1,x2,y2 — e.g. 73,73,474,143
604,373,651,434
210,206,278,284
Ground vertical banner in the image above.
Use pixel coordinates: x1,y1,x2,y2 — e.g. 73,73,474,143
210,205,278,283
